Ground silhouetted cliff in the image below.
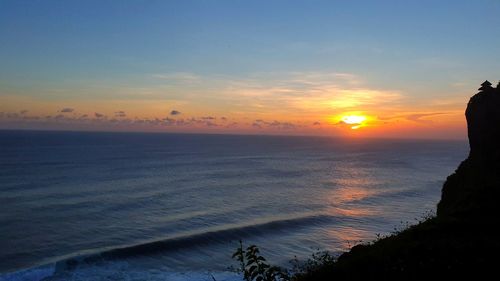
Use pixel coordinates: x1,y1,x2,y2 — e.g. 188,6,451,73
298,81,500,280
438,81,500,218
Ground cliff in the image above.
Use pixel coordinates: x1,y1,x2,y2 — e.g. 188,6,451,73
298,81,500,280
438,81,500,219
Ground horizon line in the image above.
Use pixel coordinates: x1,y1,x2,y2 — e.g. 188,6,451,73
0,128,468,142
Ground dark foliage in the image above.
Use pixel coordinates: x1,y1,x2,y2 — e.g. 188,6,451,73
232,240,290,281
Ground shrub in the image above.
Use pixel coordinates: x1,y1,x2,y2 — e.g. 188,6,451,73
232,240,290,281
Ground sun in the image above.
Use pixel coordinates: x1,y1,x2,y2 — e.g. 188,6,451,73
341,115,367,129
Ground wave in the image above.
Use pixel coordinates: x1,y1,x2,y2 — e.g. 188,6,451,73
0,265,55,281
0,214,334,280
46,214,333,270
0,265,241,281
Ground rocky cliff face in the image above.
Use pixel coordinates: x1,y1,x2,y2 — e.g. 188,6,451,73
437,81,500,219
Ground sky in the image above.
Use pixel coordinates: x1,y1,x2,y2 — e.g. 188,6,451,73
1,0,500,139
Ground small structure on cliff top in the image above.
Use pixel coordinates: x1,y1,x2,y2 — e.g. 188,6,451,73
478,80,493,92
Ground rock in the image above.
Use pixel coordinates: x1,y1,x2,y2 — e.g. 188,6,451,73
437,80,500,218
466,80,500,162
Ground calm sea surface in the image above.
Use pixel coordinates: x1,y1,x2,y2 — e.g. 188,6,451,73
0,130,468,281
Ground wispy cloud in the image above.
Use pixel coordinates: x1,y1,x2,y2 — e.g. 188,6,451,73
414,57,461,69
212,72,403,116
152,72,201,83
378,112,449,124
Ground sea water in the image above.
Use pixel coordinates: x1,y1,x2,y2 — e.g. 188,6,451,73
0,130,468,281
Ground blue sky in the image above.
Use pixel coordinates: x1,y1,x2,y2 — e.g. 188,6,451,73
1,0,499,138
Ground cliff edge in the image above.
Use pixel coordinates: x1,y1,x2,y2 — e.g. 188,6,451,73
298,81,500,281
438,80,500,219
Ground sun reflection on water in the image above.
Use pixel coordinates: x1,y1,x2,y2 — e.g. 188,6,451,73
321,163,387,251
329,185,379,203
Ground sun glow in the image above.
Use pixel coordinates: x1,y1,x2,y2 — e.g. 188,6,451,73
341,115,367,129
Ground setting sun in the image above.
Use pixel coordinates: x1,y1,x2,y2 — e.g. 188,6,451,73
341,115,367,129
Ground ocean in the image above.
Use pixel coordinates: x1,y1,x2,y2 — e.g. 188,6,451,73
0,130,468,281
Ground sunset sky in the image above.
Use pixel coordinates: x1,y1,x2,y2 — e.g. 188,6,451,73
1,0,500,139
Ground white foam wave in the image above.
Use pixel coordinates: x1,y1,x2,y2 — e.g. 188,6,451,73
0,262,240,281
0,265,55,281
